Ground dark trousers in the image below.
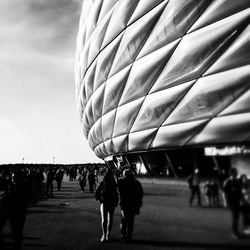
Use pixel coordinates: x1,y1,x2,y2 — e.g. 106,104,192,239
230,206,241,236
120,210,135,241
46,182,53,198
56,180,62,191
190,186,202,206
0,206,26,250
242,206,250,229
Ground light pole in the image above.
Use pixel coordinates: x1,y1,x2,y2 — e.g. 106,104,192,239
53,156,55,164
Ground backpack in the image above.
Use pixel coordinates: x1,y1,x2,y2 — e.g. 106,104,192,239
94,181,104,202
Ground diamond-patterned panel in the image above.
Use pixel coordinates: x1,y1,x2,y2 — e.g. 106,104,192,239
76,0,250,159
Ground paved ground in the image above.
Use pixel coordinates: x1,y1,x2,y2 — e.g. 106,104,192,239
2,177,250,250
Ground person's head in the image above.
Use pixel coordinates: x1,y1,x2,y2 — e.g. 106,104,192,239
123,169,133,179
194,168,199,174
229,168,238,179
240,174,248,183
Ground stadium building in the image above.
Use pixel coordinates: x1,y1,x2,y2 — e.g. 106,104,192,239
75,0,250,177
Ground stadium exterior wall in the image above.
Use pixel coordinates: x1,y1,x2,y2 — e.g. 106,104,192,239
75,0,250,175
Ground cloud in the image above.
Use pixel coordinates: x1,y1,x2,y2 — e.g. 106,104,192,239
0,0,82,56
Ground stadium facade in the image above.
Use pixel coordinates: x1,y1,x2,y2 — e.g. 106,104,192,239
75,0,250,176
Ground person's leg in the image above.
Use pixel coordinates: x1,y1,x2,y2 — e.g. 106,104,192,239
120,210,127,240
106,206,115,241
46,182,49,198
127,212,135,241
58,180,62,191
0,207,8,233
9,208,26,250
100,204,107,242
189,187,195,207
231,207,240,237
197,186,202,206
50,183,53,197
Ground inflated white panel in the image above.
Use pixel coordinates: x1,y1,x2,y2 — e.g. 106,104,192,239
189,114,250,144
205,25,250,76
164,66,250,125
128,128,157,151
138,0,209,58
103,65,131,115
101,0,139,49
219,89,250,116
150,10,250,94
113,97,144,137
131,80,194,132
119,39,179,106
189,0,250,33
152,120,208,148
102,109,116,141
112,135,128,154
109,3,165,76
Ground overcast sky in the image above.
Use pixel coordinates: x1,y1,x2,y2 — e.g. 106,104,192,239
0,0,102,164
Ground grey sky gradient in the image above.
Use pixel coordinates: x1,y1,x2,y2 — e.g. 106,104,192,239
0,0,101,164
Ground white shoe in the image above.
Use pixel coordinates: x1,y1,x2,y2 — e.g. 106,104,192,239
100,235,106,242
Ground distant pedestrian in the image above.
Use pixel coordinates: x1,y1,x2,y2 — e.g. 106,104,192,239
2,171,32,249
239,174,250,234
46,168,54,198
223,168,242,238
88,171,96,193
79,173,86,194
204,178,213,207
94,169,118,242
55,168,64,191
118,169,143,242
187,168,202,207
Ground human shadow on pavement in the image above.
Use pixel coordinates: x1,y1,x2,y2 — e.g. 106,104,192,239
27,209,65,214
23,242,47,247
131,239,250,249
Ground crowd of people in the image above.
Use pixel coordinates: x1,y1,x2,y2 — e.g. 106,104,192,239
187,167,250,238
0,165,100,249
0,167,45,249
1,163,250,248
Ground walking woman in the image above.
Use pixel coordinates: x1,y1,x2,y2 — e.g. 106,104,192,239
95,168,118,242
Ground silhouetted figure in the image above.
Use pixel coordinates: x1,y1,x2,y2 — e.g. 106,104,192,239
187,168,202,207
204,178,213,207
36,169,44,192
223,168,242,238
46,168,54,198
55,168,64,191
88,172,95,193
0,171,9,235
118,169,143,242
79,173,86,194
240,174,250,234
2,171,32,249
95,169,118,242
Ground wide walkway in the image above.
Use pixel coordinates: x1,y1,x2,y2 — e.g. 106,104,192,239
2,176,250,250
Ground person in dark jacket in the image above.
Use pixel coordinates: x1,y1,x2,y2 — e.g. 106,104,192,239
118,169,143,242
223,168,242,238
95,169,118,242
55,168,64,191
46,168,54,198
3,171,32,249
239,174,250,234
187,168,202,207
